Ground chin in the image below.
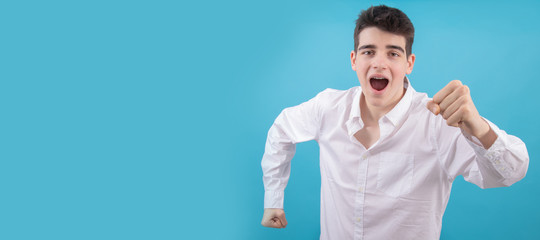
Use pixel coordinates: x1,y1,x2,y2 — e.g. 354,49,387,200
366,96,388,107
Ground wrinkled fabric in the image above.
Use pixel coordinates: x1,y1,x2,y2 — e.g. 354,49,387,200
261,79,529,240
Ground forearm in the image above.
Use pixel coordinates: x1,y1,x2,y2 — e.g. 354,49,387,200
473,119,497,150
261,123,296,209
464,119,529,187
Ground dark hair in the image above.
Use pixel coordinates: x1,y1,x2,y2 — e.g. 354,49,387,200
354,5,415,57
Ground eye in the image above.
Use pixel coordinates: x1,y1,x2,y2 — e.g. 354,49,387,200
389,52,400,57
362,50,374,55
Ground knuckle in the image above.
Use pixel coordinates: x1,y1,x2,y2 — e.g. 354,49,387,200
451,79,462,87
462,96,472,106
443,110,451,119
462,107,470,115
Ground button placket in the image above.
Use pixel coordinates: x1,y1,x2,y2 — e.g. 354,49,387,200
353,154,369,240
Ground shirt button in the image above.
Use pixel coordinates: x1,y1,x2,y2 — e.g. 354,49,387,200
356,217,362,222
358,187,364,192
361,155,367,160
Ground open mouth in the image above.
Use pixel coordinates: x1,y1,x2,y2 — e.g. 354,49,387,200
370,77,389,91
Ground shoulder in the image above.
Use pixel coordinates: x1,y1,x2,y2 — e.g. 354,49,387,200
409,90,431,114
314,86,359,108
407,89,448,131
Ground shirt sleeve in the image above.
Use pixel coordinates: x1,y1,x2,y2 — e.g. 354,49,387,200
436,116,529,189
261,92,322,209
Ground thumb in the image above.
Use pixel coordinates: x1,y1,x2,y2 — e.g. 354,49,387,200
426,100,440,115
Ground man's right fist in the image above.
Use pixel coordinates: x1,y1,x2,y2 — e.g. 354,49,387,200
261,208,288,228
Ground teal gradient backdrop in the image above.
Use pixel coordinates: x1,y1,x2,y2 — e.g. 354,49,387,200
1,0,539,239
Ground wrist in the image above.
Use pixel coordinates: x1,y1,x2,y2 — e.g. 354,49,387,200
472,118,491,139
474,118,497,149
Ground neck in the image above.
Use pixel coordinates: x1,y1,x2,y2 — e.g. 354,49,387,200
360,88,405,125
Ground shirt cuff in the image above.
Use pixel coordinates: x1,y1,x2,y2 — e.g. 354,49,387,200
461,118,512,178
461,118,502,154
264,190,284,209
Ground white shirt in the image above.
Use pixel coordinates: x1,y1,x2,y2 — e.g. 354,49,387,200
261,80,529,240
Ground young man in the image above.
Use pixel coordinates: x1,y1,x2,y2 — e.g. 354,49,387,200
260,5,529,240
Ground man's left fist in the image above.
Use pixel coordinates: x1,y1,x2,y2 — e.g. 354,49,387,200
426,80,490,139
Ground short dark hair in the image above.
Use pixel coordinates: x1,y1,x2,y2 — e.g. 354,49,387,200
354,5,415,57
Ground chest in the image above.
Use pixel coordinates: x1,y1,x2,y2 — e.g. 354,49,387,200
353,126,380,150
318,120,444,200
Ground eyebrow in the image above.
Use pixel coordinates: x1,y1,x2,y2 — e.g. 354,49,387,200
358,44,405,53
387,45,405,53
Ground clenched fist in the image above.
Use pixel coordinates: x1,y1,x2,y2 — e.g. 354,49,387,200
261,208,288,228
426,80,497,149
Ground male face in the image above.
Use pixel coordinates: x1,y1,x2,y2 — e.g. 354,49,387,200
350,27,415,110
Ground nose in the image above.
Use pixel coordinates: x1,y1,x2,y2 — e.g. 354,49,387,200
372,54,388,70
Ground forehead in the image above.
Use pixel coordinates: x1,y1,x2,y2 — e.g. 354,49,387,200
357,27,406,48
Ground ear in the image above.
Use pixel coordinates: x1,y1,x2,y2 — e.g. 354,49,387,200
406,53,416,74
350,50,356,71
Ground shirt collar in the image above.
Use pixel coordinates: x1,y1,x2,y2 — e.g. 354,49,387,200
385,77,414,126
346,77,415,136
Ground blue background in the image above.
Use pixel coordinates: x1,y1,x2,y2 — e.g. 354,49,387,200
1,0,539,239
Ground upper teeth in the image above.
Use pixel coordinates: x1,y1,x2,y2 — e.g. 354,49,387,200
373,77,385,79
